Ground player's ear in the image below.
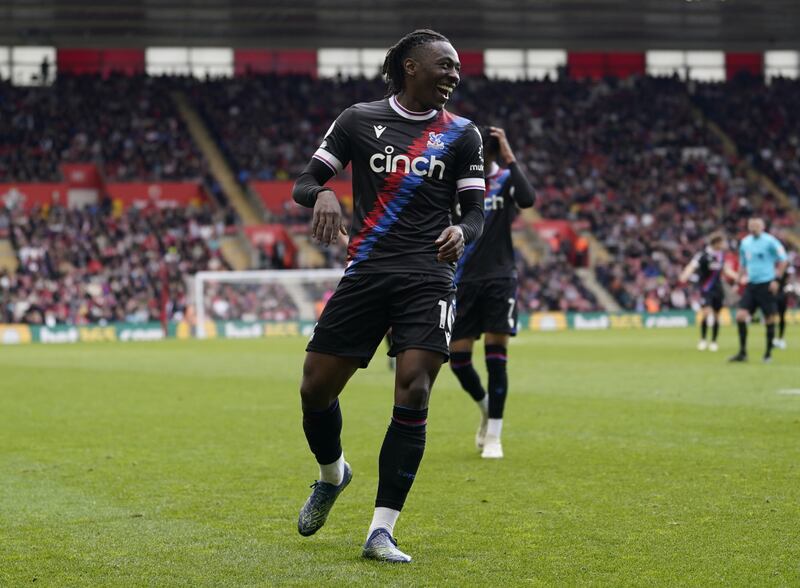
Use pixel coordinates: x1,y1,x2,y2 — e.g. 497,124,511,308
403,57,417,78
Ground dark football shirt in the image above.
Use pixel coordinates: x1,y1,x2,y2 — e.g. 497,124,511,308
455,164,520,283
312,95,485,279
692,247,725,294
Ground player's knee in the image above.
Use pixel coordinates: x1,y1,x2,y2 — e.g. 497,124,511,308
736,310,748,322
395,376,431,409
299,363,332,409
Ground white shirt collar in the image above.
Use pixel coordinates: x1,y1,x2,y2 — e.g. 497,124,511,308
389,95,437,121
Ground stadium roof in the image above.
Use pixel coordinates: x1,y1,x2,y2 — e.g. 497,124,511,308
2,0,800,51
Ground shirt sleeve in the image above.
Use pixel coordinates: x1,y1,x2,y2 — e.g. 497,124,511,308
739,241,747,269
311,107,355,176
455,122,486,195
771,236,788,261
505,161,535,208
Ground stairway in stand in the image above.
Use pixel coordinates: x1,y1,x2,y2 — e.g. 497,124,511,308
0,239,17,274
171,91,261,270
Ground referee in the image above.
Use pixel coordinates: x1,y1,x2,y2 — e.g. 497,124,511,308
729,218,788,363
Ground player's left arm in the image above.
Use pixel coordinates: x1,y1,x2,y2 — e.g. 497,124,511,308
770,237,789,294
492,126,535,209
437,190,483,263
436,122,486,263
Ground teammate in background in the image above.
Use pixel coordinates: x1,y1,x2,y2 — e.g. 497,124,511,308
678,232,737,352
291,30,485,563
449,126,535,459
773,252,796,350
728,218,788,363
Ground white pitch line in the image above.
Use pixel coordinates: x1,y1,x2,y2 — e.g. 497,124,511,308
777,389,800,396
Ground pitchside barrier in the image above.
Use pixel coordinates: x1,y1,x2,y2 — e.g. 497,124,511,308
2,309,799,345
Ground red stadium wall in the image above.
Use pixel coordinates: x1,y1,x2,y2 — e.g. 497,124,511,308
459,51,484,77
567,52,645,80
57,49,145,75
0,183,67,210
0,182,206,211
252,180,353,215
106,182,208,210
243,224,297,267
725,52,763,79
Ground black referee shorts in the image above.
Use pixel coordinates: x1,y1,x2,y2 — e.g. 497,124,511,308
777,293,788,316
306,272,456,368
738,282,778,317
451,277,518,341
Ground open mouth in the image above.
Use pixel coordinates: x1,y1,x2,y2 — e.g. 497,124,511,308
436,82,456,101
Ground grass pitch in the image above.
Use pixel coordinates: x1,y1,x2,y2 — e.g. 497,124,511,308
1,328,799,586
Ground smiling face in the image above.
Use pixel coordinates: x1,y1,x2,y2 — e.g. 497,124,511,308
403,41,461,110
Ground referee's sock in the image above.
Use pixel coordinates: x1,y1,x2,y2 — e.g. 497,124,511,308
451,352,487,404
485,345,508,419
375,406,427,512
737,321,748,354
766,323,775,356
302,399,344,485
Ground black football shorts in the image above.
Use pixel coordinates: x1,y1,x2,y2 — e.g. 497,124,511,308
451,277,518,341
738,282,778,317
306,272,456,368
700,289,724,312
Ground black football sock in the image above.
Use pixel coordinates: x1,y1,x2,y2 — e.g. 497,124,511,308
302,399,342,466
737,321,748,355
450,351,486,402
375,406,427,511
712,320,720,343
779,315,786,339
485,345,508,419
700,319,708,341
766,324,775,355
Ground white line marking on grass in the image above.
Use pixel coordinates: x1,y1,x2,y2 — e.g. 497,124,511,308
777,389,800,396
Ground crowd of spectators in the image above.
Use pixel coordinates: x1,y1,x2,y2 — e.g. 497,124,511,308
187,73,797,311
694,75,800,209
182,74,376,182
451,75,795,312
1,203,229,325
0,74,205,182
204,282,298,322
2,72,798,319
517,258,599,313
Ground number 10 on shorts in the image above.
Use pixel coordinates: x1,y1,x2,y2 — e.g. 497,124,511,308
438,298,455,346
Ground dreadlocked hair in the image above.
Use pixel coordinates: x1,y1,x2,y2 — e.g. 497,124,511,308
382,29,450,96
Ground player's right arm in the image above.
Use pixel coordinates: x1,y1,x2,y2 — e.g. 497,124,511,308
492,126,535,209
292,109,354,245
678,255,699,285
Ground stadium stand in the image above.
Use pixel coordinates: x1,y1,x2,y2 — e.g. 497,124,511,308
2,203,230,324
0,74,205,182
2,73,799,321
694,76,800,209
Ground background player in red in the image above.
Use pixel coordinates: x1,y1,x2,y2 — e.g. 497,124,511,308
449,126,535,459
291,29,485,562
